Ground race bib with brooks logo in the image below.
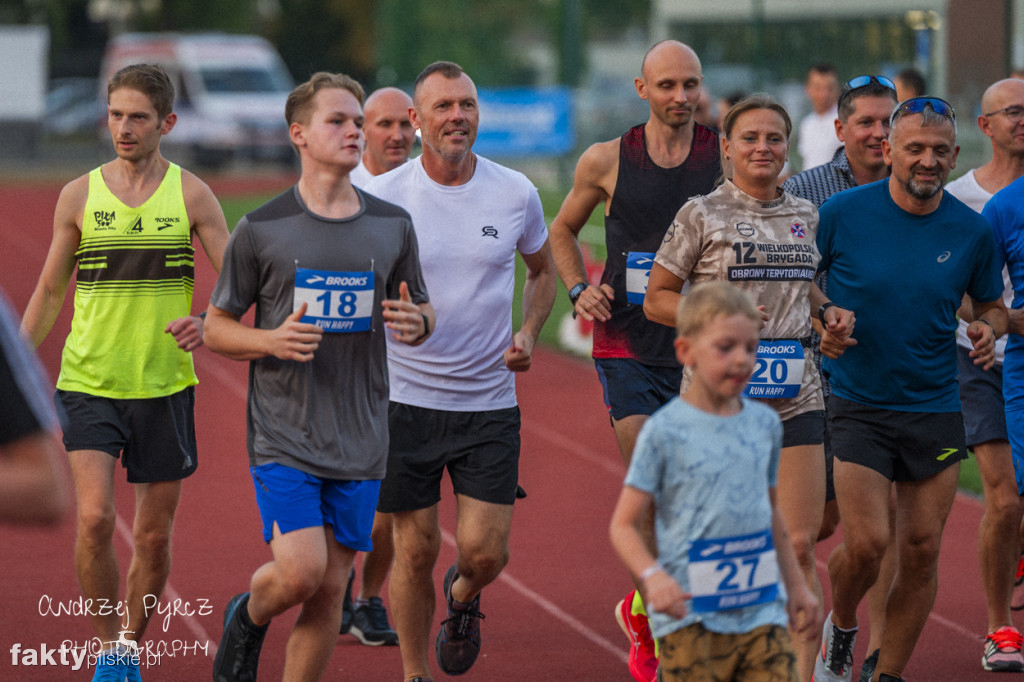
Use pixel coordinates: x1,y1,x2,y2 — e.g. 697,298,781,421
687,529,780,613
744,340,804,400
294,267,374,333
626,251,656,305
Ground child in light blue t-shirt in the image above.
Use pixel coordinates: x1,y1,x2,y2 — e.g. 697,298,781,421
610,281,822,681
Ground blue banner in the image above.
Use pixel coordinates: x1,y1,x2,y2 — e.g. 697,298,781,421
474,86,574,157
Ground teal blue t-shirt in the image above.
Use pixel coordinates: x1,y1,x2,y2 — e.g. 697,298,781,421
624,397,785,638
816,180,1004,411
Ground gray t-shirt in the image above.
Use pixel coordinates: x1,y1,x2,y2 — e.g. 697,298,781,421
210,186,428,479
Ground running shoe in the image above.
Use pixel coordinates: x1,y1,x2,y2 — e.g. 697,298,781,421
858,648,879,682
614,589,658,682
435,564,485,675
1011,551,1024,611
122,657,143,682
91,649,125,682
340,568,355,634
813,611,857,682
351,596,399,646
213,593,269,682
982,626,1024,672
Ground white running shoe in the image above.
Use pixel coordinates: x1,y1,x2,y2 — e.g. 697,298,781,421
813,611,857,682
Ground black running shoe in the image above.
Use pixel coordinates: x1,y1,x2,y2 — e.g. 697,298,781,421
351,597,399,646
859,648,879,682
213,593,268,682
435,564,485,675
340,568,355,635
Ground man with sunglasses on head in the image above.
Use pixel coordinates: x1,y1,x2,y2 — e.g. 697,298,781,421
784,74,898,682
944,78,1024,674
812,97,1008,682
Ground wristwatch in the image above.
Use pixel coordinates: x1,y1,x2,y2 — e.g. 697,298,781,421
818,302,837,325
568,281,588,306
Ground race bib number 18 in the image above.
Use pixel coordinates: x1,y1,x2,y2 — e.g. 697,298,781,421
294,267,374,333
687,530,780,613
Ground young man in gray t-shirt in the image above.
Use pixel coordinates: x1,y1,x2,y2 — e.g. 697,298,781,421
205,72,433,682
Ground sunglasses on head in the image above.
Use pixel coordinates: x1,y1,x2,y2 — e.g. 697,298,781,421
838,75,897,109
889,97,956,126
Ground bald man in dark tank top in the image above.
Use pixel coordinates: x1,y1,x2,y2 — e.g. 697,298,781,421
548,40,721,682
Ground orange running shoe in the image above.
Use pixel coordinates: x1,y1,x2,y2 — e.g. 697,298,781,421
614,589,658,682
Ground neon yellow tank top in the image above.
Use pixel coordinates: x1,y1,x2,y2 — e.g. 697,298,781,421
58,163,198,398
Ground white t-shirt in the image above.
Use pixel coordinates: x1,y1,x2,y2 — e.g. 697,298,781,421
348,161,373,187
365,155,549,411
946,169,1012,362
797,106,841,171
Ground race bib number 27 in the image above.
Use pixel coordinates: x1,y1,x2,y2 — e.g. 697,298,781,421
294,267,374,333
687,530,780,613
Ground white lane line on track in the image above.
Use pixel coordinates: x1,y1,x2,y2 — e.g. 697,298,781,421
521,419,625,477
191,352,630,661
114,516,217,656
439,529,628,664
109,354,255,658
811,489,987,647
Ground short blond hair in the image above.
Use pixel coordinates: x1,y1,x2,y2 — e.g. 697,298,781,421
285,71,365,127
676,281,760,337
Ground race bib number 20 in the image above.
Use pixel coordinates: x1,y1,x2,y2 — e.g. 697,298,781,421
294,267,374,333
744,340,804,400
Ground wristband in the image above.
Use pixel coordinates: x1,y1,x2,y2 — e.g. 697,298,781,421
639,562,664,583
818,302,837,326
415,312,430,341
977,318,993,329
197,311,207,319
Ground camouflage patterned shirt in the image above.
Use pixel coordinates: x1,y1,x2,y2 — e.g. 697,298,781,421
656,180,824,420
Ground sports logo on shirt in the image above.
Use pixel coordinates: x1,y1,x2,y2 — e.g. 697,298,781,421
124,216,143,235
937,251,951,263
736,222,755,237
791,222,805,238
482,226,498,239
94,210,116,230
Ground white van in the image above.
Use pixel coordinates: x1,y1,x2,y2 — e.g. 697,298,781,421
100,32,295,167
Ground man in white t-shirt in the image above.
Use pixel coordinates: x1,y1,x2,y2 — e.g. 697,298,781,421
364,61,556,681
348,87,415,188
798,64,842,171
339,84,416,648
945,77,1024,673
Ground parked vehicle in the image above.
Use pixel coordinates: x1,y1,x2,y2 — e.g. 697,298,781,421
100,32,295,167
45,77,103,138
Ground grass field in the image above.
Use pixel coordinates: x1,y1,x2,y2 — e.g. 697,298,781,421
218,190,987,497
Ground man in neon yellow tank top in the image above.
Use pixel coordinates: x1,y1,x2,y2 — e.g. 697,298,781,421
21,64,229,682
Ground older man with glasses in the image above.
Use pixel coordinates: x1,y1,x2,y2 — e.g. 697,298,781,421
944,78,1024,674
812,97,1008,682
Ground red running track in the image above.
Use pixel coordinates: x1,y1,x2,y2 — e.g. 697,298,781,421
0,178,1006,680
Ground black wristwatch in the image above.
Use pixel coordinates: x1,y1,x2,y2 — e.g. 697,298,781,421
818,302,837,325
568,281,588,306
